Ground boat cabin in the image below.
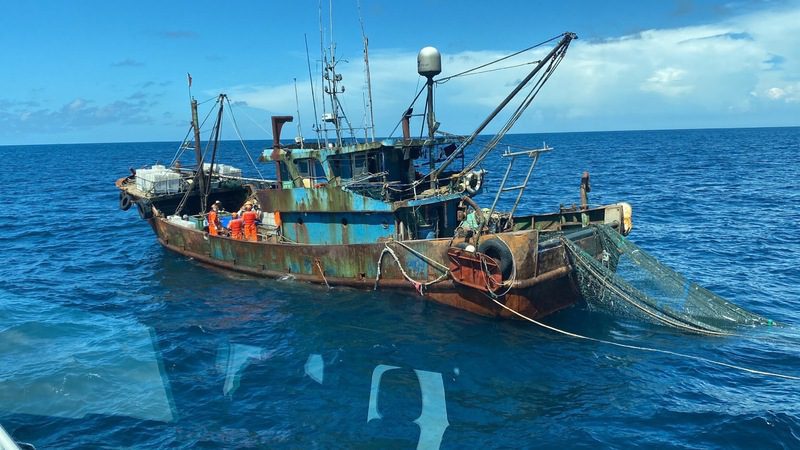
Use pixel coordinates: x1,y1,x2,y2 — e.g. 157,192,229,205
257,125,470,245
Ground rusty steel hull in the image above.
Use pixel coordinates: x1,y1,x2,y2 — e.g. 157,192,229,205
150,216,601,320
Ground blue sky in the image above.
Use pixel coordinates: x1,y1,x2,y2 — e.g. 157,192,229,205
1,0,798,145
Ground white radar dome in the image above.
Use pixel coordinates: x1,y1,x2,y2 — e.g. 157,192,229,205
417,46,441,78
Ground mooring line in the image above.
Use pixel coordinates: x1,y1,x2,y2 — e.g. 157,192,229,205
314,260,331,290
488,297,800,381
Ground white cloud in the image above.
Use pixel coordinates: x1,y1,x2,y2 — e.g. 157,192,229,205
767,87,787,100
763,83,799,103
219,3,800,134
68,99,87,111
641,67,692,96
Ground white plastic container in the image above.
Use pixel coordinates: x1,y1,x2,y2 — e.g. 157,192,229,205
261,212,276,227
202,163,242,178
218,164,243,178
167,215,196,229
137,166,181,194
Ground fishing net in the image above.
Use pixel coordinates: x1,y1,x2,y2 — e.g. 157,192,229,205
563,225,772,335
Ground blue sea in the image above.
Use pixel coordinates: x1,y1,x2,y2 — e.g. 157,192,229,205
1,127,799,449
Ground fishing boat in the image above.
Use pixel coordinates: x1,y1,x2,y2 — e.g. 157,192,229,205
116,32,635,320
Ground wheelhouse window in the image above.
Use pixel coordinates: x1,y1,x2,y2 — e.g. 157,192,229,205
294,158,328,185
329,151,380,180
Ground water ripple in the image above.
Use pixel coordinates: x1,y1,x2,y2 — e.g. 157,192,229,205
1,129,799,448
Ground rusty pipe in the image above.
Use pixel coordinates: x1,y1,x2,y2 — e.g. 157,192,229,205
461,195,484,226
580,171,591,209
511,265,572,289
401,107,412,141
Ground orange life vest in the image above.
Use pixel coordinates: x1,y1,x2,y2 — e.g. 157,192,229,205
208,210,219,236
242,210,258,241
228,218,243,240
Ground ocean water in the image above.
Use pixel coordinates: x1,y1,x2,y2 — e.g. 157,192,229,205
1,127,799,449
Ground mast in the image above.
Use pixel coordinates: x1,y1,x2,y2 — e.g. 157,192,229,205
318,1,329,148
293,78,304,149
322,0,344,147
203,95,226,202
425,78,436,188
323,53,343,147
190,98,207,213
358,0,375,142
418,46,442,188
316,0,357,148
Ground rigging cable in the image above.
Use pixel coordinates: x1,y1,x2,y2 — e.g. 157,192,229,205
202,96,225,201
224,97,266,180
305,33,322,147
435,33,563,84
387,83,427,139
168,126,195,168
169,100,219,167
424,33,575,185
439,60,541,81
173,97,223,216
461,40,569,175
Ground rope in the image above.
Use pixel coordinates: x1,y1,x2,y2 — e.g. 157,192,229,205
175,97,223,216
485,296,800,381
169,126,196,167
224,97,266,180
460,43,569,175
479,238,517,298
392,240,450,273
387,84,427,139
437,60,540,82
436,34,564,84
315,260,331,289
169,99,218,168
374,244,449,295
197,95,219,105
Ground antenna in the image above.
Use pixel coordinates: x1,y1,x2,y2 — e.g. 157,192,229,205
293,78,304,149
318,0,329,147
329,0,334,55
328,0,342,147
304,34,321,147
358,0,375,142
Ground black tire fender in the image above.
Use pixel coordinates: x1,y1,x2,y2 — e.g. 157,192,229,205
478,238,513,280
119,192,132,211
136,200,153,219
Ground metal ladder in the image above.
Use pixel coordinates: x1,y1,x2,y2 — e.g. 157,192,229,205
482,143,552,235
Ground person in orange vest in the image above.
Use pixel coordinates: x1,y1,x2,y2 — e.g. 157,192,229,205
227,212,244,240
207,203,222,236
241,202,259,241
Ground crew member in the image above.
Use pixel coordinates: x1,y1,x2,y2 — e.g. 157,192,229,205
227,212,243,240
207,203,222,236
241,202,259,241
